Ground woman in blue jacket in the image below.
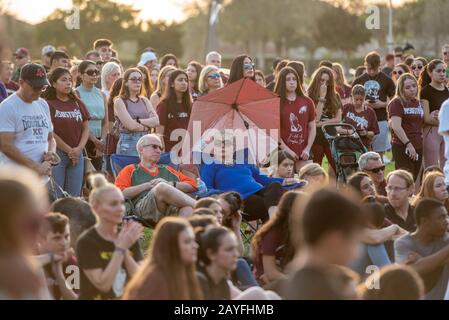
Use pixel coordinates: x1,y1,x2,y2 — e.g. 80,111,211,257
200,133,303,222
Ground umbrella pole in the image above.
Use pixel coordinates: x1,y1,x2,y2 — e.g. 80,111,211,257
233,105,258,165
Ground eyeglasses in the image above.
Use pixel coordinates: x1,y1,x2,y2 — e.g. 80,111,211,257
392,70,404,76
85,69,100,76
365,165,385,174
142,144,163,151
435,68,446,74
386,185,408,193
243,63,255,70
129,77,143,83
411,65,423,70
443,52,449,56
208,73,221,79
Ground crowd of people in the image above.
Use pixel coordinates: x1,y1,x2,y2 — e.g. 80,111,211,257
1,38,449,300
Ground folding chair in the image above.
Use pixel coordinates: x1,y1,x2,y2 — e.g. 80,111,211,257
110,154,140,179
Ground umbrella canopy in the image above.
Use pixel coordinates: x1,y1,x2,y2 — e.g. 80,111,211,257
182,78,280,164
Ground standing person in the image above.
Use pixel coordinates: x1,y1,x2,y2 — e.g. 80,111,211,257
388,74,424,180
266,58,282,85
227,55,256,84
93,39,113,63
287,61,307,91
266,60,289,91
49,51,71,73
137,51,158,72
198,65,224,96
255,70,266,87
123,217,203,300
160,54,179,68
342,85,379,150
100,62,122,98
439,97,449,188
419,59,449,169
76,60,108,171
76,174,143,300
382,53,395,78
411,57,427,80
41,45,56,73
392,63,410,85
0,78,6,103
395,199,449,300
283,189,366,300
252,191,302,285
385,170,416,232
353,52,396,161
149,65,176,110
308,66,342,174
114,68,159,157
149,65,160,90
332,63,352,106
0,167,52,299
11,48,30,82
43,67,90,197
442,44,449,66
275,66,316,171
205,51,228,84
0,63,58,178
186,61,203,101
137,65,154,99
156,70,192,153
0,61,19,95
104,78,123,164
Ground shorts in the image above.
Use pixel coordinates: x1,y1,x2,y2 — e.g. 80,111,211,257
372,120,391,153
134,189,179,224
117,132,147,157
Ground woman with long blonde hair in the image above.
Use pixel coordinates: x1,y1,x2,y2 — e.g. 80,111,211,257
150,65,177,108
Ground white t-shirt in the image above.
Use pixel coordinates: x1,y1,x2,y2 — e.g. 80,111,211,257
0,93,53,165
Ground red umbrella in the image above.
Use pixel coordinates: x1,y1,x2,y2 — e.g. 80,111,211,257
182,78,280,164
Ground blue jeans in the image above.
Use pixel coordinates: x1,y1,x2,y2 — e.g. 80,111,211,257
351,243,392,276
117,132,146,156
233,258,259,289
52,149,84,197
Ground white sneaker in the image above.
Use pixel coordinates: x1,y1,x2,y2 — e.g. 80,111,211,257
383,155,391,164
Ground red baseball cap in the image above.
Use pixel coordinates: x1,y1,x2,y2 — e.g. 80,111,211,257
14,47,30,58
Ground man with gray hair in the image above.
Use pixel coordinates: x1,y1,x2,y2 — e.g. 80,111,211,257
358,151,387,196
115,134,197,224
205,51,228,84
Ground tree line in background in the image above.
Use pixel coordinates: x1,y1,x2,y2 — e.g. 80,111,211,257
0,0,448,71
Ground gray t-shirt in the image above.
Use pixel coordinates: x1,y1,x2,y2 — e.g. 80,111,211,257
0,93,53,164
395,233,449,300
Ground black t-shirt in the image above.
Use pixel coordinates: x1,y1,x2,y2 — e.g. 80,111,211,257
382,66,393,78
282,265,347,300
352,72,396,121
197,269,231,300
419,84,449,113
384,203,416,232
76,227,143,300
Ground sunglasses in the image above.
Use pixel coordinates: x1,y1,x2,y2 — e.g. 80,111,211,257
394,54,403,58
365,165,385,174
85,69,100,76
435,68,446,74
443,52,449,56
15,56,26,60
243,63,255,70
392,70,404,76
129,77,143,83
208,73,221,79
411,65,423,70
143,144,163,151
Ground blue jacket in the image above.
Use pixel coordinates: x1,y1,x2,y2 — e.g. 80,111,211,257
200,161,284,199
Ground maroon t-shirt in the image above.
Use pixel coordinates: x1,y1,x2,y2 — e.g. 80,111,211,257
156,100,190,151
47,98,91,148
280,96,316,157
253,227,284,281
388,98,424,150
342,104,379,149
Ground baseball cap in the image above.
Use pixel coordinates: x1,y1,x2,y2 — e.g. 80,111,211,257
20,63,50,88
14,48,30,58
42,45,56,56
138,51,157,67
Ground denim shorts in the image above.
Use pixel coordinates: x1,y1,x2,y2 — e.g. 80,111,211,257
372,120,391,153
116,132,147,156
